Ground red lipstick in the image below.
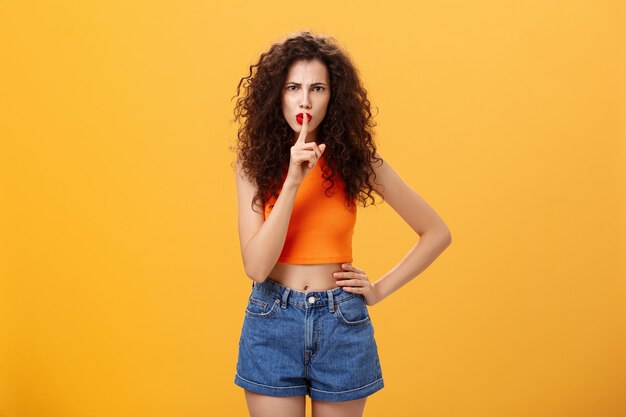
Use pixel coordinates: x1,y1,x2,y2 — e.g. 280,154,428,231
296,113,312,124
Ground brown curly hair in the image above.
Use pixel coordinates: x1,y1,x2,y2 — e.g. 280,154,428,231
229,30,384,214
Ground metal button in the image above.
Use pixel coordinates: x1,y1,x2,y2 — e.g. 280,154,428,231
308,296,316,304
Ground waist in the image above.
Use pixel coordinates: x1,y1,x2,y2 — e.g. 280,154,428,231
254,276,359,306
267,262,344,291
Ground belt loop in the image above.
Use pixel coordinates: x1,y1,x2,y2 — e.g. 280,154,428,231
327,290,335,313
281,287,291,309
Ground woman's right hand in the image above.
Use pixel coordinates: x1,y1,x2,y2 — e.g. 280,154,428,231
285,111,326,186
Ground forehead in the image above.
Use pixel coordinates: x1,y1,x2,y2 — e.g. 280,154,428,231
285,59,329,82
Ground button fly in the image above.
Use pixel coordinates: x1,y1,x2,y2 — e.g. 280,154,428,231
308,296,316,304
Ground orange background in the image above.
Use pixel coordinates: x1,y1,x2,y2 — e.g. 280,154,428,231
1,1,624,416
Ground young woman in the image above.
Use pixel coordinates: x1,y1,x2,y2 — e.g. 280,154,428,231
231,31,452,417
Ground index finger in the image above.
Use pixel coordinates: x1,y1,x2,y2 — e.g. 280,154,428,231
342,263,365,274
296,111,309,144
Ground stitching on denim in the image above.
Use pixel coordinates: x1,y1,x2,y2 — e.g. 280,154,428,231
235,373,308,389
249,297,267,309
245,298,279,317
336,301,371,325
310,377,383,394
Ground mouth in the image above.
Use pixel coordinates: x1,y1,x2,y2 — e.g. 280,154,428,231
296,113,313,124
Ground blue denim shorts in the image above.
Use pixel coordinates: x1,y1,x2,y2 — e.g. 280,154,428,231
234,277,384,402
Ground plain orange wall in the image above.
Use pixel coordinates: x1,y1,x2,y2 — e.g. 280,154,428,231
1,1,624,416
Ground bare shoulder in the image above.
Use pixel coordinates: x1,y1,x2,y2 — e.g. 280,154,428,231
370,152,451,238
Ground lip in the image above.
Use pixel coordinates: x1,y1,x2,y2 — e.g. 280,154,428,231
296,113,312,123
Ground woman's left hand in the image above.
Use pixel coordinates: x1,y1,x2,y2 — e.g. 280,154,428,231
333,263,382,306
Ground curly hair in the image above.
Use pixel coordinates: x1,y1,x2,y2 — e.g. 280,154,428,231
229,30,384,214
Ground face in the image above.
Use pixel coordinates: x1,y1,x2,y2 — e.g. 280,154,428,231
281,59,331,143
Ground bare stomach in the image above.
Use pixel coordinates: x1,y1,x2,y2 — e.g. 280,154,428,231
267,262,345,291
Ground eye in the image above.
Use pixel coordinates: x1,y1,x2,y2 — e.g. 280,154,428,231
314,86,325,92
286,85,297,91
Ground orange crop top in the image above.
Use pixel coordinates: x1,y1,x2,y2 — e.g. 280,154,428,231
263,154,357,264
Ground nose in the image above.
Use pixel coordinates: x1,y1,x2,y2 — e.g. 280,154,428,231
299,89,311,109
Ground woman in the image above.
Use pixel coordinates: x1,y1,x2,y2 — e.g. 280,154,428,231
231,31,452,417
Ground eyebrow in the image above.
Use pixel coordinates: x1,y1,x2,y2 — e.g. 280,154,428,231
285,82,328,86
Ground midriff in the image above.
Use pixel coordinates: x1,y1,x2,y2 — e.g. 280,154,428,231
267,262,345,291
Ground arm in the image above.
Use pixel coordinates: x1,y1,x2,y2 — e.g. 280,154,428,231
369,153,452,303
236,111,323,282
235,157,300,282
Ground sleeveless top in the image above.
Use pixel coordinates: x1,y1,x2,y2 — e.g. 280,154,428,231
263,155,357,264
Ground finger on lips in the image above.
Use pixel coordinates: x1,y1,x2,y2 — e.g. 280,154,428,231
296,113,308,143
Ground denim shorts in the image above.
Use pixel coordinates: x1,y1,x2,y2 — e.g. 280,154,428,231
234,277,384,402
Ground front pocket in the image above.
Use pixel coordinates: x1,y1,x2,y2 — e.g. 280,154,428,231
245,291,280,318
336,295,371,326
249,297,267,309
